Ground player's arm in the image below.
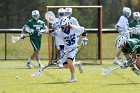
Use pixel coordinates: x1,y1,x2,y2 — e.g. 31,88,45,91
81,29,88,45
20,25,31,39
39,22,48,33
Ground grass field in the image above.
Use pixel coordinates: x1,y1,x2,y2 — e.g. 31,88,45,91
0,60,140,93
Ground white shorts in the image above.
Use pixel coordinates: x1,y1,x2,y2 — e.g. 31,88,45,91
60,48,78,64
119,32,130,39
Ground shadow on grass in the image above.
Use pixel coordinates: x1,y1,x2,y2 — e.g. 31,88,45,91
32,81,68,85
108,82,140,86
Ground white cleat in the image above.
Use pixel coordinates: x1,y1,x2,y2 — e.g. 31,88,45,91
26,62,34,68
77,61,83,73
113,59,119,65
58,63,64,68
67,79,77,83
39,64,45,68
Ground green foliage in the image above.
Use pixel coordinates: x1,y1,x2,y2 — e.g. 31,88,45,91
1,0,140,28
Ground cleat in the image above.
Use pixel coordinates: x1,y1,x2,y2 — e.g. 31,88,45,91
58,63,64,68
26,62,34,68
39,64,45,68
113,59,119,65
67,79,77,83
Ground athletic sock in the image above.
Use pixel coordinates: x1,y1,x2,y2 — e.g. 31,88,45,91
37,60,41,65
28,58,32,63
71,74,76,80
114,56,118,60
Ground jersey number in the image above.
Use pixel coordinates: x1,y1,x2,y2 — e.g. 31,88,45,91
65,35,75,46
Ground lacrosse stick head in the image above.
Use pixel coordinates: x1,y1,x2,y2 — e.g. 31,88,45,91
45,11,57,24
100,68,112,76
12,36,21,43
31,68,43,77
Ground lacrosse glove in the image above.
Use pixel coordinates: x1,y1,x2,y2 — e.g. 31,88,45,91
81,37,88,45
60,50,65,57
120,58,135,69
20,34,25,39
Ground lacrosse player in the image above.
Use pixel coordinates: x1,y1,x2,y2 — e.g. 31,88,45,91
51,8,65,68
65,7,81,43
57,17,88,82
21,10,48,68
115,35,140,75
65,7,80,26
65,7,85,63
113,7,131,64
129,12,140,39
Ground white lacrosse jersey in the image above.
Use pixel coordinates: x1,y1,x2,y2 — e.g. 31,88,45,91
54,18,64,49
69,17,80,43
116,16,129,33
116,16,130,39
57,25,85,50
69,17,80,26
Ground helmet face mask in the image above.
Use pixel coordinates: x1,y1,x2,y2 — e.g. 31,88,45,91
58,8,65,18
60,17,69,32
122,7,131,18
32,10,40,20
133,12,140,21
65,8,72,17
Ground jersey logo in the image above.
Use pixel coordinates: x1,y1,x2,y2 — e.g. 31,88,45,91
64,34,76,46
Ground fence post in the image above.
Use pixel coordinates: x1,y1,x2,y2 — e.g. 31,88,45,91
5,33,7,60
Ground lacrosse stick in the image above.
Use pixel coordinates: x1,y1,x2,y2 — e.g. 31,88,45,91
45,11,57,24
100,67,120,76
11,36,29,43
31,47,78,77
11,36,21,43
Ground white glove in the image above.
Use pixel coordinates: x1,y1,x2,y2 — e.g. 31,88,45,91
20,34,25,39
81,37,88,45
130,27,140,34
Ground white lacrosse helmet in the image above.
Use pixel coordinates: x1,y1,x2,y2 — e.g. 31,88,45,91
60,16,69,31
133,12,140,21
122,7,131,18
58,8,65,18
115,35,127,49
65,7,72,17
32,10,40,20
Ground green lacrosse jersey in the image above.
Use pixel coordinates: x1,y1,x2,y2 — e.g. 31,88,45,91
122,39,140,55
129,20,140,39
26,19,46,39
25,19,46,50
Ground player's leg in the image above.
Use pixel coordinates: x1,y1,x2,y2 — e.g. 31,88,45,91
63,49,83,73
26,39,37,68
66,58,76,82
73,61,83,73
36,37,45,68
27,38,44,68
57,45,65,68
113,50,121,64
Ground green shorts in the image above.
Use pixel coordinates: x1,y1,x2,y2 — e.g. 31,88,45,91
30,36,42,51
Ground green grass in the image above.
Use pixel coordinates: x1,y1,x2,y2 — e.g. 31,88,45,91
0,60,140,93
